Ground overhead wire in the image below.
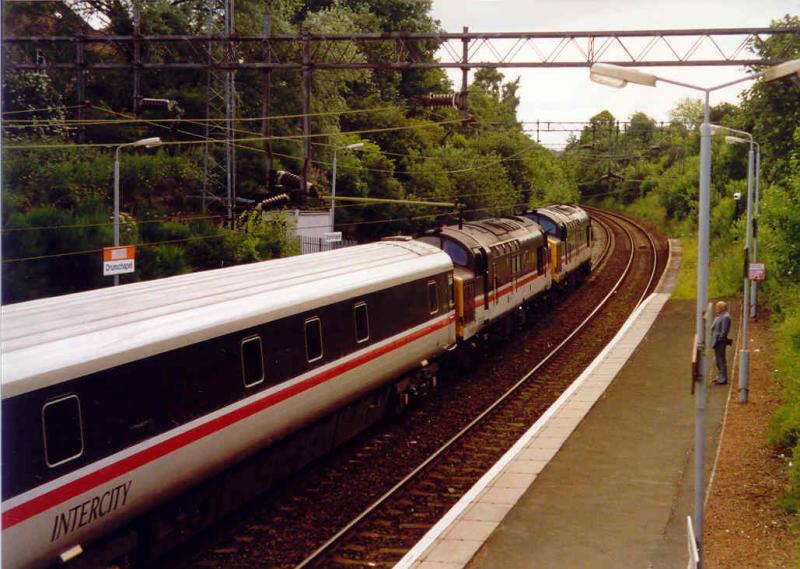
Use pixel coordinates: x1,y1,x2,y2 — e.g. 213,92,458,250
1,214,224,233
1,105,402,125
1,104,85,116
3,118,469,150
1,201,537,265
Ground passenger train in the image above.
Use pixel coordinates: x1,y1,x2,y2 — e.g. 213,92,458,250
1,204,591,568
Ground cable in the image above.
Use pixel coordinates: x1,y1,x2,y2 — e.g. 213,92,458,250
4,118,467,150
171,110,555,178
1,105,403,125
1,104,84,116
1,202,536,265
1,232,229,264
85,107,568,205
1,214,223,233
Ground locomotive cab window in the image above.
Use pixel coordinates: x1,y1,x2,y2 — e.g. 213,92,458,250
354,302,369,343
241,335,265,387
427,281,439,314
443,239,469,267
305,317,323,362
42,395,83,467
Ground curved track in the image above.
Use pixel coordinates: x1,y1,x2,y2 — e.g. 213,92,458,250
160,209,667,569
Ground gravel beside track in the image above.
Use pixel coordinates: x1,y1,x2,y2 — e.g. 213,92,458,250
161,209,667,569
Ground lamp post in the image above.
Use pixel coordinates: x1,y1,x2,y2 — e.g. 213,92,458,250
113,137,162,286
751,147,762,319
589,59,799,569
330,142,365,231
710,125,760,403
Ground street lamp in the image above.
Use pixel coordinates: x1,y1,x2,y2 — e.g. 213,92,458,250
718,130,763,318
330,142,365,231
590,58,799,569
710,125,759,403
113,137,162,286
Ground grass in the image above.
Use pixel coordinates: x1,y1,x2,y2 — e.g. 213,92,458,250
661,232,743,301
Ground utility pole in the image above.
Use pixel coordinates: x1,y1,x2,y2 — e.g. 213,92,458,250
203,0,236,221
262,14,273,189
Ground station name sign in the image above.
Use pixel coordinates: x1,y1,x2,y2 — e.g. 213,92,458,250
103,246,136,276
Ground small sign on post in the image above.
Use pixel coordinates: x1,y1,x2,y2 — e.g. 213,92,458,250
748,262,766,281
324,231,342,243
103,246,136,276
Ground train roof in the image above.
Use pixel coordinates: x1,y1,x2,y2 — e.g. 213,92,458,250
530,204,589,227
433,217,545,250
1,240,452,398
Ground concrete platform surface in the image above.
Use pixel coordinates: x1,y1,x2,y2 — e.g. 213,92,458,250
395,240,735,569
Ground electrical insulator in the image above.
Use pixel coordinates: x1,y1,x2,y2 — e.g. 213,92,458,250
417,91,468,110
139,98,171,110
255,193,291,211
273,170,303,189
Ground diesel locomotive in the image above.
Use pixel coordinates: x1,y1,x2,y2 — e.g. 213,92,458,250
1,204,591,568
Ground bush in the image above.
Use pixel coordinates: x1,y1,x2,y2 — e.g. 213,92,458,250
767,291,800,511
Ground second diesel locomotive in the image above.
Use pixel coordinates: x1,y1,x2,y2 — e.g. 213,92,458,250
1,204,592,568
419,204,592,340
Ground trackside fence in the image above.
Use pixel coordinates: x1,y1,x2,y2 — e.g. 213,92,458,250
296,235,358,254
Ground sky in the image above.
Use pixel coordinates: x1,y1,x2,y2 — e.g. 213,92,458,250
430,0,799,147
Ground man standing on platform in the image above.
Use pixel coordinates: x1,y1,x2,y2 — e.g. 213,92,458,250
711,300,732,385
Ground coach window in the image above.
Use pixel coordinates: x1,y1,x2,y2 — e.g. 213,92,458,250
42,395,83,468
241,335,265,387
305,317,324,362
537,247,544,274
354,302,369,343
427,281,439,314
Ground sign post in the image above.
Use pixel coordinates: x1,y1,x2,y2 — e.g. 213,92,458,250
103,246,136,278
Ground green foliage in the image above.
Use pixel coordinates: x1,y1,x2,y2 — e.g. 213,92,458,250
767,292,800,512
2,71,67,138
223,210,301,263
738,15,800,183
2,203,113,303
669,97,704,131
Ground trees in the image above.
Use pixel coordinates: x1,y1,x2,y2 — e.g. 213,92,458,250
2,1,576,302
669,97,704,131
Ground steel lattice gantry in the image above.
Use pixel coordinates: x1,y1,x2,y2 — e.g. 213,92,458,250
4,27,798,70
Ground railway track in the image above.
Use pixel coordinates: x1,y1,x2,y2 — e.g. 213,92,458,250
162,209,666,569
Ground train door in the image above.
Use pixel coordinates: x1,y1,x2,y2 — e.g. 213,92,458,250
512,253,518,294
464,279,476,325
493,260,499,307
557,242,563,274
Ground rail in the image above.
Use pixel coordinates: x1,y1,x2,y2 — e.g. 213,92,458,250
292,211,657,568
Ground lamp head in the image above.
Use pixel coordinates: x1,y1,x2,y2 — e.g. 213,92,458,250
132,137,162,148
724,135,748,145
762,58,800,83
589,63,658,88
343,142,365,150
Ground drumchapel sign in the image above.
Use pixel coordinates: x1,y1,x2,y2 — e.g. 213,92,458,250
103,246,136,276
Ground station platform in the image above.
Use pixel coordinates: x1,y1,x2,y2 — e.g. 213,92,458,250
395,240,735,569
